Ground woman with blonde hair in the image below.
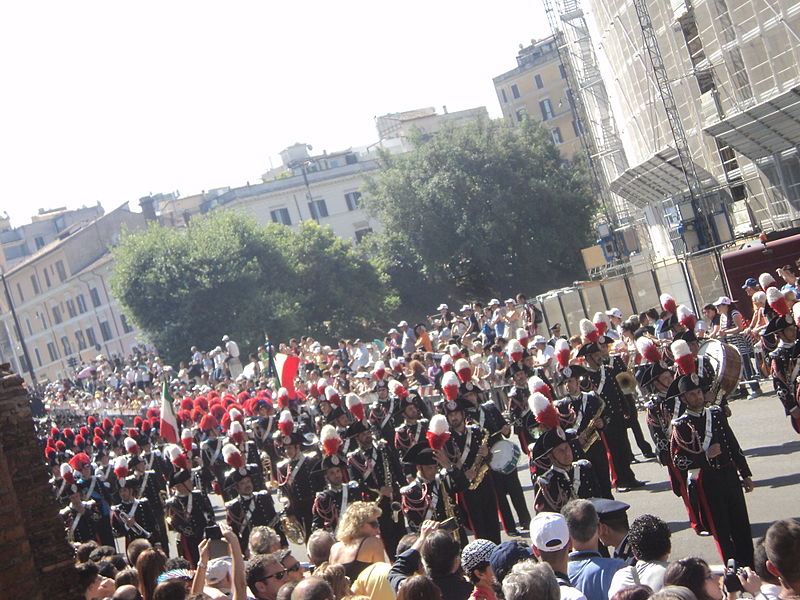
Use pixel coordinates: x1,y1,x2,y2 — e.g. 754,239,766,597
329,501,387,580
312,562,351,600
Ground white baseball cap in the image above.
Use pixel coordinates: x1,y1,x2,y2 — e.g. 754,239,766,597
461,304,473,312
437,303,449,311
713,296,732,306
606,308,622,318
530,512,570,552
397,320,409,327
488,298,501,306
533,335,547,345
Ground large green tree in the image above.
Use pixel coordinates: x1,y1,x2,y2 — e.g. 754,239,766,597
111,212,397,364
363,118,596,313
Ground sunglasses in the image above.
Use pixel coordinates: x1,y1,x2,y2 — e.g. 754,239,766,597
263,563,302,582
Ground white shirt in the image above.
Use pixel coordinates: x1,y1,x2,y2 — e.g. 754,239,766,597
561,585,588,600
226,340,240,358
607,561,668,599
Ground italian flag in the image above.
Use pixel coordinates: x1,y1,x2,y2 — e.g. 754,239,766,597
159,379,179,443
271,352,301,397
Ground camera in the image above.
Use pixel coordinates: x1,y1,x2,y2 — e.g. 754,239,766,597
723,559,743,593
205,525,222,540
438,517,459,532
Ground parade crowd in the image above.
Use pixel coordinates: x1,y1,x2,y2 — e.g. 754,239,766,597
35,269,800,600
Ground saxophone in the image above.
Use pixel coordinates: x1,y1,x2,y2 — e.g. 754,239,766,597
580,395,606,453
379,441,402,523
467,428,491,490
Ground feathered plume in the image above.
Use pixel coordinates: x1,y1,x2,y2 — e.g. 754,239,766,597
671,339,696,375
660,293,677,314
165,443,190,471
580,319,599,343
760,272,777,290
440,354,454,371
426,414,451,450
113,456,129,479
277,387,290,409
346,393,365,421
389,358,404,374
516,328,529,344
555,338,571,368
324,386,341,407
677,305,697,330
123,437,140,455
222,443,244,469
230,420,246,444
316,378,328,395
528,375,552,400
389,379,408,399
448,344,462,359
507,339,524,363
767,286,790,317
593,312,609,336
454,358,472,383
636,337,661,364
320,424,342,456
181,428,194,452
277,410,294,436
373,360,386,379
529,392,560,429
441,371,460,401
60,463,76,486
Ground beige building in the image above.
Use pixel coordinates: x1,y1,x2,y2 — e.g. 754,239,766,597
375,106,489,141
0,204,146,384
552,0,800,257
493,36,583,158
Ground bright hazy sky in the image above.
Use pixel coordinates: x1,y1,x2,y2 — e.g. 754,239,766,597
1,1,550,228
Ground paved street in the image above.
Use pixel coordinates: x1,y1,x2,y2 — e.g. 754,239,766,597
196,386,799,566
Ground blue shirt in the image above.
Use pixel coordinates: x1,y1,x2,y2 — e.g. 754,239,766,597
568,550,625,600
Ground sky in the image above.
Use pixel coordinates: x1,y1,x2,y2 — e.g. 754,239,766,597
0,1,550,228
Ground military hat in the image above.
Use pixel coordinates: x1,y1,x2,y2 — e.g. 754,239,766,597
224,463,258,489
677,373,702,395
459,381,480,395
127,454,144,470
561,365,588,380
672,330,698,344
639,360,672,388
324,406,346,425
576,342,600,358
318,453,347,471
590,498,630,522
597,335,615,345
399,388,422,407
279,431,313,446
371,380,389,393
403,442,437,466
169,468,192,487
763,313,795,337
342,420,370,439
442,397,470,414
536,427,574,457
507,362,529,376
119,475,141,490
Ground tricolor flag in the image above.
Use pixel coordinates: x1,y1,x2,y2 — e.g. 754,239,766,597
271,352,301,397
159,379,179,444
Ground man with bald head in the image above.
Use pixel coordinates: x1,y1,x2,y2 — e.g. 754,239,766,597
112,585,141,600
291,577,334,600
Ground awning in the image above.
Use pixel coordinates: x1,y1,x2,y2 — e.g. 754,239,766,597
608,147,716,207
703,87,800,161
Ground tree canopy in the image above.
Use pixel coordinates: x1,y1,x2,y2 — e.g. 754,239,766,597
363,118,596,314
111,212,397,364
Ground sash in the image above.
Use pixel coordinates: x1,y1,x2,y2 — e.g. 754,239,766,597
574,395,587,431
339,484,350,517
702,408,713,453
478,407,486,428
141,470,151,496
380,399,395,429
126,499,140,522
457,429,474,469
424,476,441,521
210,440,223,464
596,366,607,396
83,476,97,501
287,454,307,487
571,464,582,497
70,507,84,538
360,449,377,482
145,453,155,470
261,416,275,442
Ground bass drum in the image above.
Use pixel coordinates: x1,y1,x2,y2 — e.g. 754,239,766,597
698,339,742,398
489,439,522,475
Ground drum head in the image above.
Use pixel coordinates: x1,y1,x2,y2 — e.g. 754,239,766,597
489,439,522,474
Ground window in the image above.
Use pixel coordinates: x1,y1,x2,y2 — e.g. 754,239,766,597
35,236,45,250
66,299,76,318
34,347,42,368
86,327,97,348
551,127,564,145
18,354,29,373
61,336,72,356
308,199,329,220
26,318,32,336
511,84,520,99
47,342,58,362
516,108,527,122
344,192,362,211
76,294,87,314
16,283,24,303
90,287,102,307
30,275,40,295
75,330,87,351
120,314,134,333
535,74,544,89
52,305,62,324
270,208,292,225
559,64,567,79
501,89,508,103
354,228,373,243
55,260,67,282
539,99,555,121
44,269,51,288
100,320,112,342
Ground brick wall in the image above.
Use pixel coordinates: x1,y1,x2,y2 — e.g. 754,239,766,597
0,364,81,600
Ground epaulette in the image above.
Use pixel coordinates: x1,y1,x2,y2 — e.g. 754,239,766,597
400,481,419,495
277,458,291,469
254,490,269,497
224,498,238,509
574,459,591,468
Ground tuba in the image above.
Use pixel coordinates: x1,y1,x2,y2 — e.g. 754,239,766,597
615,371,638,396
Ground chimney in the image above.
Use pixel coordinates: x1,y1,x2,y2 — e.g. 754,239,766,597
443,105,448,114
139,196,157,222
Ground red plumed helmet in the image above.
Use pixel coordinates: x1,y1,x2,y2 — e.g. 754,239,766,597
60,464,76,486
69,452,91,472
180,398,194,411
277,410,294,436
528,376,552,400
507,339,524,363
146,407,161,420
579,319,599,343
230,420,246,444
767,287,790,317
93,427,105,438
200,414,219,432
142,421,151,433
345,393,365,421
112,425,123,437
389,358,404,374
555,338,571,368
74,434,86,448
441,371,460,401
51,426,59,437
439,355,454,372
165,444,190,471
55,440,66,451
677,305,697,330
79,426,89,437
181,428,194,452
760,273,777,290
114,418,124,427
222,443,244,469
191,408,206,424
671,339,696,375
320,424,342,456
660,293,677,315
113,456,128,479
195,397,208,411
636,337,661,364
210,404,225,421
530,392,560,429
87,416,96,427
133,416,143,427
316,378,328,395
389,380,408,399
593,312,609,336
102,418,113,431
454,358,472,383
63,428,74,439
124,437,141,455
93,435,104,447
277,388,290,409
426,414,451,450
324,386,341,407
220,412,232,432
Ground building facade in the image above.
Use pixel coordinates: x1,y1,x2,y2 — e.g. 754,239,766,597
0,204,145,384
375,106,489,141
493,36,583,158
557,0,800,258
0,205,104,270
